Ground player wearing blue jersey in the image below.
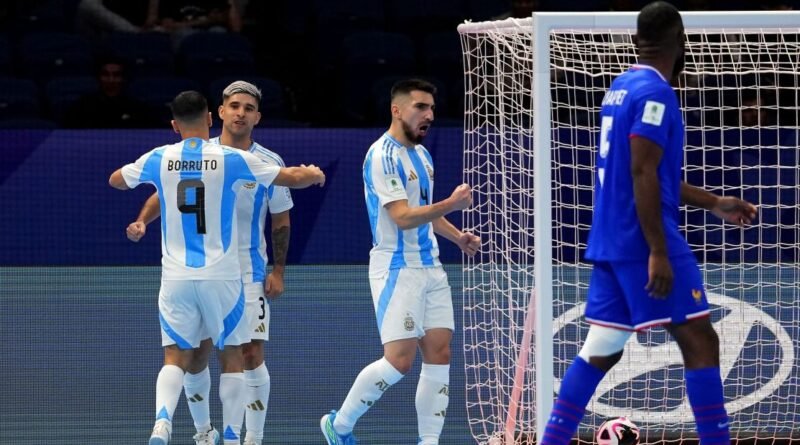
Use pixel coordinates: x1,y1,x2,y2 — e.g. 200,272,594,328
539,4,757,445
126,81,291,445
321,79,480,445
109,91,324,445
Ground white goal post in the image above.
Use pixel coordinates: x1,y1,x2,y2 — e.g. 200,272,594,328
459,11,800,445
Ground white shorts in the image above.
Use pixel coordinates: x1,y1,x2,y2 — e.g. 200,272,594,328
369,266,454,344
158,279,249,349
244,282,270,342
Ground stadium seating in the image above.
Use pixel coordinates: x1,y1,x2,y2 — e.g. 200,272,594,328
46,76,99,123
341,31,416,123
0,36,10,76
0,78,40,119
465,0,511,20
179,32,255,84
127,76,201,125
105,32,175,77
386,0,465,32
315,0,387,30
19,32,95,83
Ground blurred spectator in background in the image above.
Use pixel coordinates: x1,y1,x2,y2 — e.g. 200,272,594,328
65,58,153,128
740,89,774,127
147,0,243,48
76,0,152,35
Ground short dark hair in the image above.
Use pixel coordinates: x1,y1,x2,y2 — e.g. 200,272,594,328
170,91,208,122
391,78,437,101
637,1,682,44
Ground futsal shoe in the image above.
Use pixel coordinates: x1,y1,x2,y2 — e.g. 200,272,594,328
192,425,219,445
320,410,358,445
149,420,171,445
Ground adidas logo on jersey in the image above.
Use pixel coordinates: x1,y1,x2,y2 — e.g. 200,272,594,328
408,170,418,181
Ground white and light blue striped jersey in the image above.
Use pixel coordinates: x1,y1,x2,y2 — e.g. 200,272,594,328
120,137,281,280
210,137,293,283
363,132,441,276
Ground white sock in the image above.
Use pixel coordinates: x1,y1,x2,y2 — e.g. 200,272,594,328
219,372,246,445
416,363,450,445
183,367,212,432
155,365,185,426
243,363,270,443
333,357,404,435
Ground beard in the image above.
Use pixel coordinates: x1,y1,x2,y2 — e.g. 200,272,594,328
402,120,424,144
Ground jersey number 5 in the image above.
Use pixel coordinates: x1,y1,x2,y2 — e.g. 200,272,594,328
177,179,206,234
598,116,613,187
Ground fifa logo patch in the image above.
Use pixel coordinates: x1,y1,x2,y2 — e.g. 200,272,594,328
692,288,704,305
404,314,415,331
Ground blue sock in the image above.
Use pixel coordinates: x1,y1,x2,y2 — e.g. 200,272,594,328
540,357,605,445
685,367,730,445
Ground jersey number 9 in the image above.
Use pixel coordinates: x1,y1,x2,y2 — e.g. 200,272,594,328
177,179,206,234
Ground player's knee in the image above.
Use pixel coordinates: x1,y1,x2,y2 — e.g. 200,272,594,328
385,354,414,374
577,325,631,371
241,341,263,367
587,350,623,372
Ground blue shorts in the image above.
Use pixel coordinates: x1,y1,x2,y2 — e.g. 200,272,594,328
584,255,710,331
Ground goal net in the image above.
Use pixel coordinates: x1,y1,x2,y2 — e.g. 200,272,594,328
458,12,800,445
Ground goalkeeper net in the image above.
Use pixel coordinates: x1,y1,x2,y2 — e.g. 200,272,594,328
459,12,800,445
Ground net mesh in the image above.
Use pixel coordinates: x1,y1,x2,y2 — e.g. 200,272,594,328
459,17,800,445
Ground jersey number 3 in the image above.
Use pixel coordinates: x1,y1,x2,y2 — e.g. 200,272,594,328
598,116,613,187
177,179,206,234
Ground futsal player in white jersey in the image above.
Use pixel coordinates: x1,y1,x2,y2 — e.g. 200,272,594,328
127,81,292,445
321,79,480,445
109,91,324,445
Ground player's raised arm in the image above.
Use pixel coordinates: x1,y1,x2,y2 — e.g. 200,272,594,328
385,183,472,231
273,164,326,188
680,182,758,226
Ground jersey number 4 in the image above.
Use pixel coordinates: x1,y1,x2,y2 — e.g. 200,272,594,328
177,179,206,234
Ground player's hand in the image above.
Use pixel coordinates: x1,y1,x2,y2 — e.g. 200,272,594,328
301,164,326,187
264,271,284,299
645,253,673,299
449,183,472,211
711,196,757,226
456,232,481,257
126,221,146,242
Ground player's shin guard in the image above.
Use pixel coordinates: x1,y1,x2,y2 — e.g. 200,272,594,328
334,357,405,435
219,372,246,445
184,367,212,432
416,363,450,445
540,357,606,445
686,367,730,445
154,364,185,426
243,363,270,443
